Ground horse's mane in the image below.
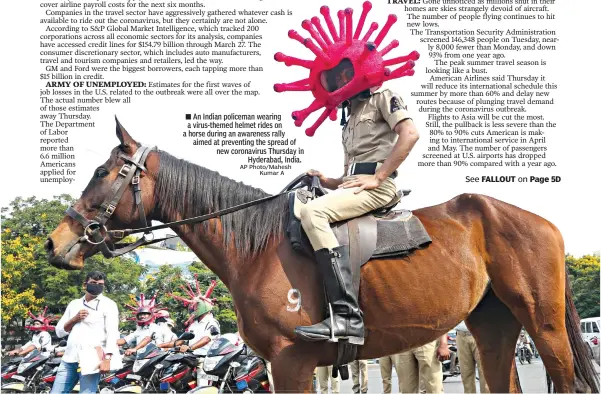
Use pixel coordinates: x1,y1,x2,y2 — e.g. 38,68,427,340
154,150,289,259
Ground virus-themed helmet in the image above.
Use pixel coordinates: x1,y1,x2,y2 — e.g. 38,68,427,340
274,1,419,136
126,293,164,326
25,307,57,332
169,276,217,327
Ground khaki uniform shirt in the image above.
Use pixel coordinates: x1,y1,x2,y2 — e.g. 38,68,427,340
342,87,411,171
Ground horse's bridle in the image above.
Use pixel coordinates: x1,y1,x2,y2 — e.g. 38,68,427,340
63,145,315,260
65,145,156,258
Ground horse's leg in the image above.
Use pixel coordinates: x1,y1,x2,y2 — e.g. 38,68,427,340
270,343,318,393
465,196,588,392
466,289,523,393
503,274,595,393
484,251,579,391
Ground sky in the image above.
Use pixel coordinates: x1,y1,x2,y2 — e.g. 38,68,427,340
1,0,599,258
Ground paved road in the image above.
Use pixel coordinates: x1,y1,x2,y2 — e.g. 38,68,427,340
333,358,601,393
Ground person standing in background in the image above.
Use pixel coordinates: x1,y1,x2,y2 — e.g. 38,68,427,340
455,321,489,393
397,335,450,393
350,359,369,393
379,353,402,393
316,365,340,394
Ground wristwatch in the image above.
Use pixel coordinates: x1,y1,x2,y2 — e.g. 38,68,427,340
104,354,112,361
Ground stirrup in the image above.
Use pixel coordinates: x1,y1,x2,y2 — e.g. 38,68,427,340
329,303,338,343
327,304,365,345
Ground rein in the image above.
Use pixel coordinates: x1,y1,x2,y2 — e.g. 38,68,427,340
66,145,305,258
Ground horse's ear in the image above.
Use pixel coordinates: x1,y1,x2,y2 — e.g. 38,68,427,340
115,116,137,153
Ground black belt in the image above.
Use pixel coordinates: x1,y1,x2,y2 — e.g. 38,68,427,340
349,162,397,179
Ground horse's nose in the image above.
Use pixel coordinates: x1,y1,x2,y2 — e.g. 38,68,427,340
44,238,54,255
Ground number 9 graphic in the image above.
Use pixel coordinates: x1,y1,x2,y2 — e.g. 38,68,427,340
287,289,301,312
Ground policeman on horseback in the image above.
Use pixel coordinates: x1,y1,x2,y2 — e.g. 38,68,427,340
294,76,420,343
272,2,421,345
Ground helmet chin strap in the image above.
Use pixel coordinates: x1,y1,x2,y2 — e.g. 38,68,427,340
339,88,372,127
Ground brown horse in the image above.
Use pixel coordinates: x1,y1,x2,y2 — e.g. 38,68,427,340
46,121,598,393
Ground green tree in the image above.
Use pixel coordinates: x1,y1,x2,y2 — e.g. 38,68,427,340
1,232,45,323
1,196,145,331
1,195,74,237
566,253,600,319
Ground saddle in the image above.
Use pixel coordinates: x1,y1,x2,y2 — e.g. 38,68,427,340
282,175,432,379
285,178,432,266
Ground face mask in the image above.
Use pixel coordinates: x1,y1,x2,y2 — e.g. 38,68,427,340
86,283,104,296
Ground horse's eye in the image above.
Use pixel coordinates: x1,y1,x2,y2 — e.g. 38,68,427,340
95,168,109,178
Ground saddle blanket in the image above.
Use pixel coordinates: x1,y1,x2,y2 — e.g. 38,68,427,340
286,191,432,265
370,210,432,261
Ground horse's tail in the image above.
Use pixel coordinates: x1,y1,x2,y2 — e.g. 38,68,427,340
557,266,599,393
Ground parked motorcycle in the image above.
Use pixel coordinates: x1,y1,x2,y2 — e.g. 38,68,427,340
113,343,168,393
157,352,199,391
155,332,199,393
518,342,532,365
115,332,195,393
230,351,270,394
37,355,64,394
1,355,23,384
1,348,52,392
97,355,136,394
442,345,460,381
188,333,270,394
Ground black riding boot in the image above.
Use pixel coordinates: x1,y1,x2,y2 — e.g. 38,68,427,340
294,245,364,344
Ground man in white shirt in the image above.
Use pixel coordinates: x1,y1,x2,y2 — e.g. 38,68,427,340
177,299,220,386
51,271,121,394
455,321,489,394
7,311,53,357
117,306,161,355
154,310,178,348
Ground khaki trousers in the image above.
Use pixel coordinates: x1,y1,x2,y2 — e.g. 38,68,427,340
350,360,369,393
379,354,403,393
397,341,443,393
300,177,397,250
456,331,489,394
316,366,340,394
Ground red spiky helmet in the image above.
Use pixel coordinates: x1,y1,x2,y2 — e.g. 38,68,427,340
169,276,217,328
126,293,165,326
25,307,57,332
274,1,419,136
